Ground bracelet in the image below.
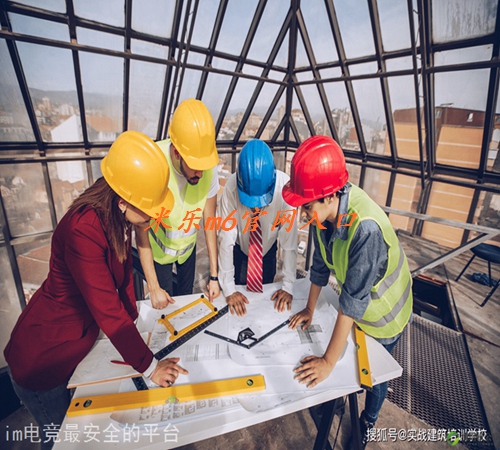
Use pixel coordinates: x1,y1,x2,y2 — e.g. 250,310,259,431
209,276,218,281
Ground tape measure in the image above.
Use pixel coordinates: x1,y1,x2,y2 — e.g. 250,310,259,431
354,325,372,390
154,304,229,360
67,375,266,417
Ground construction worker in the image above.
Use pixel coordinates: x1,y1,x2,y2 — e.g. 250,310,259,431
135,99,220,308
283,135,412,449
218,139,298,316
4,131,188,450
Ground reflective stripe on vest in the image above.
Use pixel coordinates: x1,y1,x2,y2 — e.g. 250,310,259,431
148,139,212,265
149,229,195,257
158,223,198,239
316,184,412,339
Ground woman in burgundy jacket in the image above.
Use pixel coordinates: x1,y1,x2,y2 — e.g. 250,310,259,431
4,131,187,449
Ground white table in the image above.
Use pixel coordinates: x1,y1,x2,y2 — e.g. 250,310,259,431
54,279,402,449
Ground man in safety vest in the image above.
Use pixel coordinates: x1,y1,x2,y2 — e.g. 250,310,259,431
218,139,298,316
282,135,412,449
135,99,220,308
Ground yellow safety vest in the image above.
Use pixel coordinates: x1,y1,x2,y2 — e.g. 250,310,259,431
316,184,412,339
148,139,213,265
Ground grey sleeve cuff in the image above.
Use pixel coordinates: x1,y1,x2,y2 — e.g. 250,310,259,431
339,288,371,321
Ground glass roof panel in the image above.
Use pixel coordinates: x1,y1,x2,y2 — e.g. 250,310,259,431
273,30,289,68
435,68,489,114
128,60,166,137
294,32,310,68
132,0,176,38
364,167,390,205
432,0,497,44
77,28,124,52
247,0,290,63
241,63,263,78
131,39,169,59
0,39,35,142
291,91,311,141
211,57,237,73
191,0,218,48
300,84,332,139
16,42,78,143
216,0,259,56
1,163,53,237
349,61,378,76
319,67,342,81
390,173,421,232
434,69,489,170
488,96,500,173
9,14,70,42
295,71,315,82
10,0,65,13
435,45,493,67
334,0,375,59
73,0,124,28
388,75,420,161
201,72,232,125
177,68,202,104
242,82,281,140
300,0,339,64
220,77,259,139
385,56,414,72
268,70,287,82
323,81,359,151
187,51,206,67
377,0,411,52
346,163,361,185
265,89,286,141
79,52,123,141
351,78,386,154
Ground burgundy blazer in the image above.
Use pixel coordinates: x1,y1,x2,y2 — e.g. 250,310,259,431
4,206,153,390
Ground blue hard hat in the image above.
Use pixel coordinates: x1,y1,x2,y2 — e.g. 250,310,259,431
237,140,276,208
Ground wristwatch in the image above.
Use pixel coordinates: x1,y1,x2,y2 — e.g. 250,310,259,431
209,276,218,281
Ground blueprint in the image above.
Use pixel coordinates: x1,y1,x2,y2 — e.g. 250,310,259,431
204,278,350,368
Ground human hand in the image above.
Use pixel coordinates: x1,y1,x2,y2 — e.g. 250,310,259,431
150,287,175,310
150,357,188,387
206,279,220,302
289,307,313,330
226,292,249,316
293,355,334,388
271,289,292,312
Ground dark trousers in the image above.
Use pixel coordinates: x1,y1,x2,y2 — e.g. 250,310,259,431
8,368,72,450
362,335,401,424
233,241,278,285
154,246,197,296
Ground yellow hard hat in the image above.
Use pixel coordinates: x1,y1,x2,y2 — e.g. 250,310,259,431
168,98,219,171
101,131,174,217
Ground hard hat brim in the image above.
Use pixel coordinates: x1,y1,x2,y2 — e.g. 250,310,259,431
237,187,273,209
179,145,219,171
139,188,175,218
282,181,313,207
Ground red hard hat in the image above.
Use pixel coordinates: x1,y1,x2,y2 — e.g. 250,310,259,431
282,135,349,207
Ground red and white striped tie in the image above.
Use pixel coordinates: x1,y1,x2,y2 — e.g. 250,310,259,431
247,218,263,293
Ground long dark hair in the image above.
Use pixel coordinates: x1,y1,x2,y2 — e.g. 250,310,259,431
69,177,130,263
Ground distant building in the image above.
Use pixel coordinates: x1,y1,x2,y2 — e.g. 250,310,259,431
50,114,118,142
373,105,500,248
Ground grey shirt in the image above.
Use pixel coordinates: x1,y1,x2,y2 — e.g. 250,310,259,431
310,183,406,345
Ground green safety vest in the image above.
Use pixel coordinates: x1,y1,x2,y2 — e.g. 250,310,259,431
316,184,412,339
148,139,213,265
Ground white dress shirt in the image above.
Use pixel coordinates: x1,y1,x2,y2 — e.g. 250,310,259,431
218,170,298,297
